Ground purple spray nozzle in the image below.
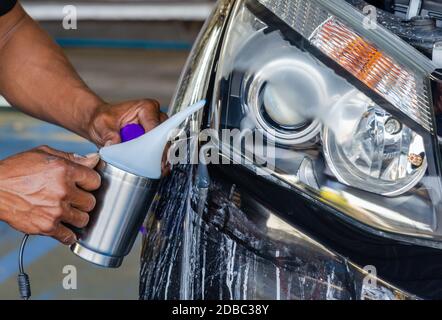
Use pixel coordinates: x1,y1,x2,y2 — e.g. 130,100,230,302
120,124,145,142
101,100,206,179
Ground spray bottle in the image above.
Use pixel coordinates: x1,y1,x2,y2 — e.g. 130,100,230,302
70,100,206,268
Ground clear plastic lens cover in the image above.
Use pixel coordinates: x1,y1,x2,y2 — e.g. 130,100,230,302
323,96,427,197
212,0,442,244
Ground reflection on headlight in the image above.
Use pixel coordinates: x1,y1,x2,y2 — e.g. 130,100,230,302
254,57,328,125
320,188,433,233
263,82,307,128
323,98,427,197
243,47,327,146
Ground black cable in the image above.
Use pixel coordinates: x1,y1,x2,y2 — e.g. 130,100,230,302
17,234,31,300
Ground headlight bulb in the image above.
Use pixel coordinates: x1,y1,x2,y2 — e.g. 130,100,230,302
323,92,427,197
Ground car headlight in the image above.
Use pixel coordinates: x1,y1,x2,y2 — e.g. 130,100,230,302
170,0,442,248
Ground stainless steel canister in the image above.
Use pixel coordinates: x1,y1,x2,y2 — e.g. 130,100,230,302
71,160,158,268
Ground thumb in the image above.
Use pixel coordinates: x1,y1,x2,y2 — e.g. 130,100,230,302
102,132,121,148
72,153,101,169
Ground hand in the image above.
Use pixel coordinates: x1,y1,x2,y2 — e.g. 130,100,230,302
0,146,101,245
88,99,168,147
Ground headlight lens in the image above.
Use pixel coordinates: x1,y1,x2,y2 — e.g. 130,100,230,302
211,0,442,245
323,93,427,197
244,53,323,146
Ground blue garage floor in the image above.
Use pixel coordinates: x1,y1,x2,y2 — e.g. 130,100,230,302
0,109,141,300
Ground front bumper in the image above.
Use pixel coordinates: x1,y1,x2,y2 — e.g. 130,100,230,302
139,164,420,300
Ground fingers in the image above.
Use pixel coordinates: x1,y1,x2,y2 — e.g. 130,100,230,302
89,99,166,147
103,132,121,147
42,202,90,245
35,146,101,191
137,100,161,132
61,204,90,228
161,161,171,177
38,146,101,191
160,112,168,123
157,111,170,176
69,164,101,192
51,224,77,245
53,205,90,245
161,141,171,177
71,153,101,169
68,187,96,212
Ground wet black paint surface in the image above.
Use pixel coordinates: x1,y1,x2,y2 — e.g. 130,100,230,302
139,165,416,300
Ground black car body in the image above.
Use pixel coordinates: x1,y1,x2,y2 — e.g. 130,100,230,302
140,0,442,300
